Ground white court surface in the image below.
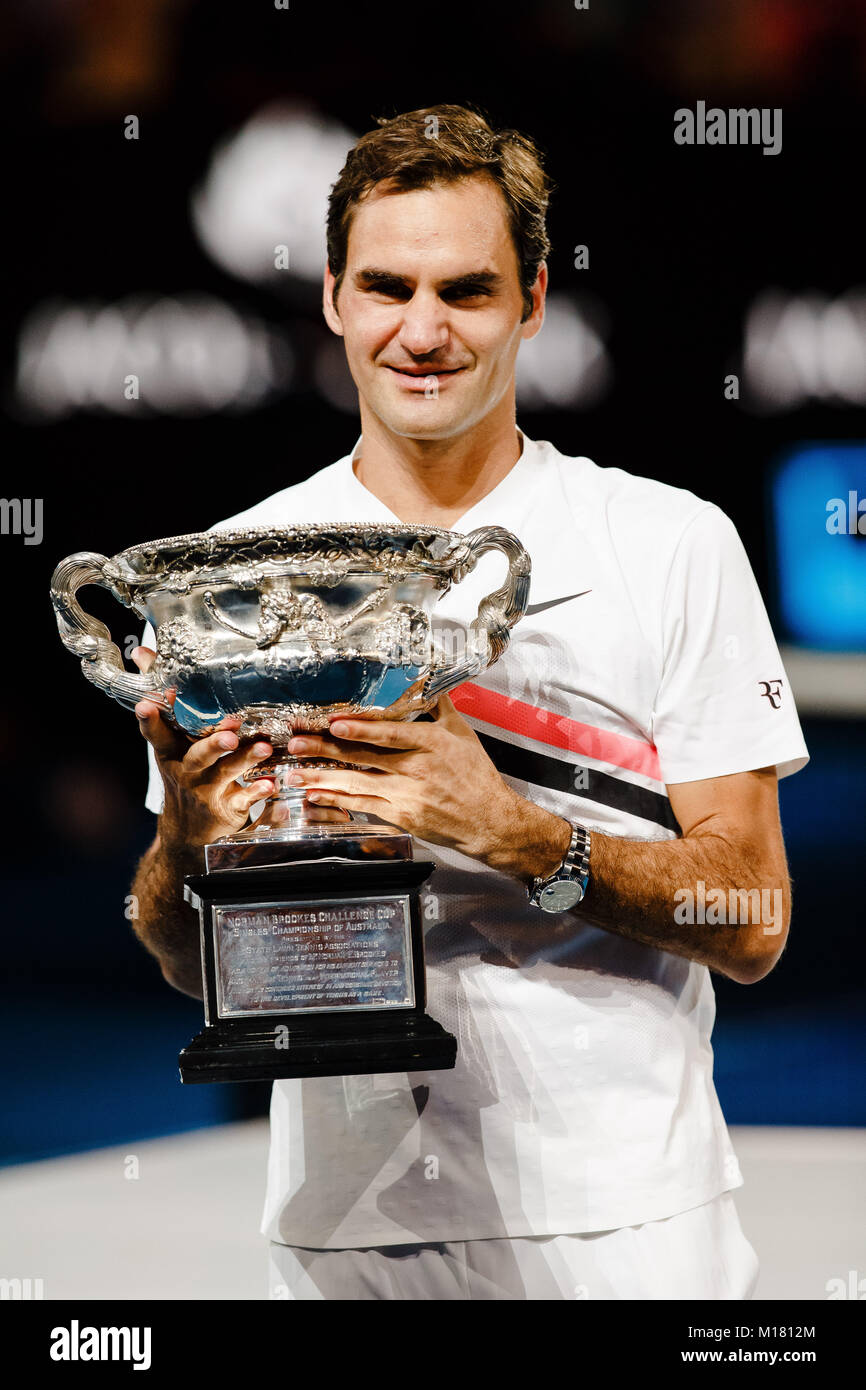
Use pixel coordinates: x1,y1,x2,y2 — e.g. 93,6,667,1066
0,1121,863,1301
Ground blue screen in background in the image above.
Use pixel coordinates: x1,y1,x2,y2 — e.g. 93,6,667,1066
771,443,866,650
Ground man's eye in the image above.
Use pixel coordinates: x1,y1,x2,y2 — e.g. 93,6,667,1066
368,282,409,297
443,286,491,300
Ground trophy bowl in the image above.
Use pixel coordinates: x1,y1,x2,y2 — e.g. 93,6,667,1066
51,522,531,853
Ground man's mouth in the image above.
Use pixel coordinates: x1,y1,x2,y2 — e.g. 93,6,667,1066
384,364,466,384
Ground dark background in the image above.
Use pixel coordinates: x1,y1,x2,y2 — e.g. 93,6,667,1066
1,0,864,1163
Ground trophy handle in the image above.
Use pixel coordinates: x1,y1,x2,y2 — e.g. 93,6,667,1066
424,525,531,701
50,552,173,715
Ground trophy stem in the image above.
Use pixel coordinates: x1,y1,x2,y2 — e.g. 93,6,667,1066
252,782,334,832
226,754,362,840
204,752,413,870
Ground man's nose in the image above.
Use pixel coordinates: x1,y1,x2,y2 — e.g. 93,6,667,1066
397,293,450,355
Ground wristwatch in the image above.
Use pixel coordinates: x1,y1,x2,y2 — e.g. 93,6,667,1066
528,820,592,913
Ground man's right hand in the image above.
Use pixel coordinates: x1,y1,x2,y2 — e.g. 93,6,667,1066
131,646,274,847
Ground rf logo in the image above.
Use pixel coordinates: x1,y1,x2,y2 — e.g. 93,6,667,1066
759,679,784,709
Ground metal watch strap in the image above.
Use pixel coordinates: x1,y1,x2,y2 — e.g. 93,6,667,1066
529,821,591,909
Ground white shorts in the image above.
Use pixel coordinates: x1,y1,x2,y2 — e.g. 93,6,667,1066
267,1191,759,1300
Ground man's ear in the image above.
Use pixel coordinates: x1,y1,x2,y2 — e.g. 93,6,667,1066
520,262,547,340
322,264,344,336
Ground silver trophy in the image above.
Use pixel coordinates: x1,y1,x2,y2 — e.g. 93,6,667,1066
51,522,530,1082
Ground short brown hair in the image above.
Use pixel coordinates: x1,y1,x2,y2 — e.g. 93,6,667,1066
326,103,554,323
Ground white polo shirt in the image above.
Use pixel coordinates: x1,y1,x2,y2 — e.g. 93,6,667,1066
144,428,808,1244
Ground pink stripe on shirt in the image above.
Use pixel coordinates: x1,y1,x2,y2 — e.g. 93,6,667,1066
451,682,662,782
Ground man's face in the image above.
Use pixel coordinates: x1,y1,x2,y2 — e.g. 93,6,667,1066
323,175,545,440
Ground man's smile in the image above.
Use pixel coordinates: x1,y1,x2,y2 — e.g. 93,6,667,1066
383,364,467,389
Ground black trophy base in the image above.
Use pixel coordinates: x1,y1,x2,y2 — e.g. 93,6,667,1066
181,855,457,1085
179,1011,456,1084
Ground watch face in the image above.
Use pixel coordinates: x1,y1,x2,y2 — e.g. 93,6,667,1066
539,880,585,913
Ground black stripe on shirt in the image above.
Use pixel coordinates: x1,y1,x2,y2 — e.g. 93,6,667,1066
476,731,681,834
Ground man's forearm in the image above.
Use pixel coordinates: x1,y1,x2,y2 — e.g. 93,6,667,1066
487,796,790,984
130,830,206,998
568,824,789,983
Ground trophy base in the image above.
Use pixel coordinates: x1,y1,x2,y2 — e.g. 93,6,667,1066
178,1011,456,1084
182,857,457,1084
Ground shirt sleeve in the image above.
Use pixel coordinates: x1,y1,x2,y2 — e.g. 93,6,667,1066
141,621,165,816
651,504,809,785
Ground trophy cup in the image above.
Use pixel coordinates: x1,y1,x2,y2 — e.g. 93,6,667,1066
50,522,530,1083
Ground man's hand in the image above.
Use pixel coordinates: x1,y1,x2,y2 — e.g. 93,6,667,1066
131,646,275,848
284,693,550,869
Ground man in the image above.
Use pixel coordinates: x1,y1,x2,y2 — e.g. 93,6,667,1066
130,104,808,1300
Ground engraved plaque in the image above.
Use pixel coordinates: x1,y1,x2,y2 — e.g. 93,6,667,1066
213,894,415,1018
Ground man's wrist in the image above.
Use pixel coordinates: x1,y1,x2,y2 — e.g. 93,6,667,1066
483,794,574,886
157,816,206,870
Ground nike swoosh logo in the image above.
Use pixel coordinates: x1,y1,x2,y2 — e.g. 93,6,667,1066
524,590,592,617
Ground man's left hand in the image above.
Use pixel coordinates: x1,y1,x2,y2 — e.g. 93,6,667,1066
284,694,524,864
